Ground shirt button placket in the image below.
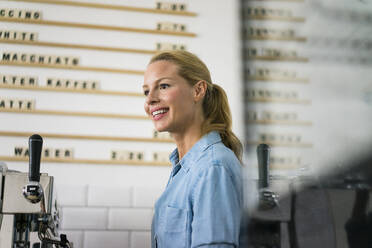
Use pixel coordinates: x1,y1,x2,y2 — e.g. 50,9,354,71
154,234,158,248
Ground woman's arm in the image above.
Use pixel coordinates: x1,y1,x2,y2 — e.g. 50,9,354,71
191,165,242,248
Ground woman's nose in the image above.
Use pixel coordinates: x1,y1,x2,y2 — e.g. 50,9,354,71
145,89,159,105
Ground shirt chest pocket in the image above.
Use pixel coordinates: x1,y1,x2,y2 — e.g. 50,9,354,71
164,205,188,232
159,206,189,248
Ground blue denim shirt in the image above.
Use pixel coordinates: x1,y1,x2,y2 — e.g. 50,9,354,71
151,131,243,248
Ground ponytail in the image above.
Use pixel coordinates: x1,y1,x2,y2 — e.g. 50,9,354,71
149,50,243,162
201,83,243,162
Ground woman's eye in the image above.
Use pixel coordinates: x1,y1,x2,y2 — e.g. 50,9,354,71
143,90,149,96
159,84,170,89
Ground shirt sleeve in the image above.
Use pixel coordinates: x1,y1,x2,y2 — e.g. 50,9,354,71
190,165,242,248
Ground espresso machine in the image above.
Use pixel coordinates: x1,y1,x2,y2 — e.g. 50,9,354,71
0,134,71,248
242,144,372,248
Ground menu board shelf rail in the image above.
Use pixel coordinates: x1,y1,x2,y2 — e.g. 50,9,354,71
246,76,309,83
0,85,144,97
246,0,304,2
247,120,312,126
245,16,305,22
253,164,299,170
246,141,313,148
0,17,197,37
0,156,171,166
0,61,145,75
246,98,311,104
0,108,150,120
0,131,173,143
6,0,198,16
0,40,156,55
246,36,307,42
247,56,308,62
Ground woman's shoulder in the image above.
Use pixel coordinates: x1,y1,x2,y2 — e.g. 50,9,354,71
195,141,242,178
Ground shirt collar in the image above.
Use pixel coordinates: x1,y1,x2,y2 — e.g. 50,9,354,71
169,131,222,173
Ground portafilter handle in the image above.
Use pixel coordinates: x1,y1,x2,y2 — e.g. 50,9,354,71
257,144,270,189
257,144,279,210
23,134,44,204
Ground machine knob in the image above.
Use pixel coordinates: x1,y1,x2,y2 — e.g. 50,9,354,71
23,181,44,204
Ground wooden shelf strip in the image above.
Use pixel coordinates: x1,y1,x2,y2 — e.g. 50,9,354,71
246,36,307,42
0,17,197,37
0,61,145,75
0,85,144,97
0,156,171,166
0,39,156,55
245,16,305,22
270,164,298,169
246,76,309,83
247,120,312,126
246,141,313,148
253,164,299,170
8,0,197,16
0,108,150,120
0,131,173,143
247,56,309,62
247,0,304,2
246,98,311,104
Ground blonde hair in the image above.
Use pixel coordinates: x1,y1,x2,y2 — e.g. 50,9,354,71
149,50,243,161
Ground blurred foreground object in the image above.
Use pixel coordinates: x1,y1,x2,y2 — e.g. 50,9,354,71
241,146,372,248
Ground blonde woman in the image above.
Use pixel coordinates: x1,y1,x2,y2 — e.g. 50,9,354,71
143,50,243,248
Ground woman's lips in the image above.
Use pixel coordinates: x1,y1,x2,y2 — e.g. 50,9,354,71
153,111,168,121
151,108,169,121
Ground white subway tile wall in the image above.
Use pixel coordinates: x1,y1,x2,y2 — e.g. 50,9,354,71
59,185,160,248
87,185,132,207
61,207,108,230
131,232,152,248
132,187,163,208
84,231,130,248
57,185,87,206
108,208,153,230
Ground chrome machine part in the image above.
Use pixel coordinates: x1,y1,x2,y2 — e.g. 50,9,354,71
23,181,44,205
0,135,72,248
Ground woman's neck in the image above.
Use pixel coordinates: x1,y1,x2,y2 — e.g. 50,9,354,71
172,126,203,160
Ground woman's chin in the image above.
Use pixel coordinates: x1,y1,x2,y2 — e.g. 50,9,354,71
154,125,168,133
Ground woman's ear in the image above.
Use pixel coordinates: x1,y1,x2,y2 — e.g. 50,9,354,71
193,80,207,102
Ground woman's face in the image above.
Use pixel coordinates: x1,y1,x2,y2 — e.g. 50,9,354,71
143,60,201,134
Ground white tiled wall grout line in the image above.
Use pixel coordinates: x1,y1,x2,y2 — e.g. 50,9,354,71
129,186,134,208
105,207,109,230
84,184,89,207
82,230,85,248
128,230,132,248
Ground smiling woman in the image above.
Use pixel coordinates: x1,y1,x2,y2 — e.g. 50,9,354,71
143,50,243,248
